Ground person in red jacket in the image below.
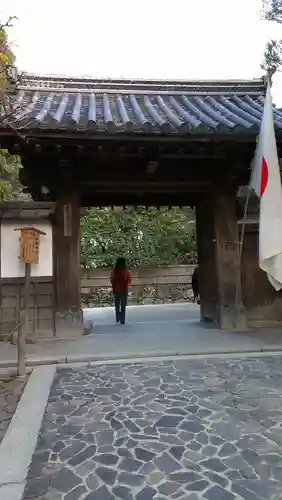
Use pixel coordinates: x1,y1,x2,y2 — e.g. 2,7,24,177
110,258,132,324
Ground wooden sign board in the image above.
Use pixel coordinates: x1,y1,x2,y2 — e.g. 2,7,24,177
63,203,72,237
14,226,46,265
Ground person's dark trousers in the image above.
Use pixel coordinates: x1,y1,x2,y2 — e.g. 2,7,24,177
114,292,127,323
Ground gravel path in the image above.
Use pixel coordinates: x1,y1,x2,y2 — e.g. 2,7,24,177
0,375,26,445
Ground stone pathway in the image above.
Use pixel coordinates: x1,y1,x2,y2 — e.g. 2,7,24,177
24,357,282,499
0,375,26,445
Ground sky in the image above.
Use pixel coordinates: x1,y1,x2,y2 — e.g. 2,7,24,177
1,0,282,103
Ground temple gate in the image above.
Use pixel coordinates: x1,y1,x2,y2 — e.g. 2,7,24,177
1,75,282,337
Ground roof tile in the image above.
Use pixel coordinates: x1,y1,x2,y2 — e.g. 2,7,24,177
2,75,280,135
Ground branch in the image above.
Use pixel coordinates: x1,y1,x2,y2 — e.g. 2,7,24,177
0,18,35,152
0,16,17,30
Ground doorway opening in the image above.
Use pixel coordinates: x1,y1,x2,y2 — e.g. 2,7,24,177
80,205,200,332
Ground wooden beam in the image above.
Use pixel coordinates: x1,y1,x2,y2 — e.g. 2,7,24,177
0,128,260,145
80,193,201,207
80,180,212,187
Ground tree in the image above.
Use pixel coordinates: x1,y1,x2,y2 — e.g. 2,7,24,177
261,40,282,75
0,18,29,201
80,206,197,268
0,18,16,89
0,149,29,201
263,0,282,22
261,1,282,74
0,16,19,122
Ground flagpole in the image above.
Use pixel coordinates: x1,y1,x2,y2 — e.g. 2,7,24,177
235,70,269,306
238,184,253,260
235,162,256,314
235,74,282,304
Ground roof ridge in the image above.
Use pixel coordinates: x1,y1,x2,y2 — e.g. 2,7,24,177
18,75,266,96
21,73,265,87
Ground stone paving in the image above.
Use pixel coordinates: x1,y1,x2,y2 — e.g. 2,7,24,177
23,356,282,500
0,375,26,445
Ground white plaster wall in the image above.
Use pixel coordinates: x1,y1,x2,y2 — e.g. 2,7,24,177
1,220,53,278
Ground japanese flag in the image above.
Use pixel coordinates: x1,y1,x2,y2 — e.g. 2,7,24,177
250,84,282,290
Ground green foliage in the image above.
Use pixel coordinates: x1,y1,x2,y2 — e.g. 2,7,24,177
0,149,29,200
261,40,282,75
261,1,282,74
80,206,197,268
262,0,282,23
0,17,16,94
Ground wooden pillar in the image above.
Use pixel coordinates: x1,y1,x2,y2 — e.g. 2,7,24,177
53,190,83,337
241,225,282,327
213,185,246,330
196,196,218,323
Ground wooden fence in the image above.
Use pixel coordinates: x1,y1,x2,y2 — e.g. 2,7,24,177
81,265,195,307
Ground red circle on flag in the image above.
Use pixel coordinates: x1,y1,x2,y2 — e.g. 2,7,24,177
260,156,268,197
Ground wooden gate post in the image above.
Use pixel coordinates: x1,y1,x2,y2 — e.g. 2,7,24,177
53,190,83,337
196,196,218,323
213,185,247,330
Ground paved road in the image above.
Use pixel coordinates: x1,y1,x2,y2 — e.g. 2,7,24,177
83,303,200,328
2,303,282,364
24,355,282,499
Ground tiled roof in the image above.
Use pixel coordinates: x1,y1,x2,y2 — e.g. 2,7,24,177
5,75,282,135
